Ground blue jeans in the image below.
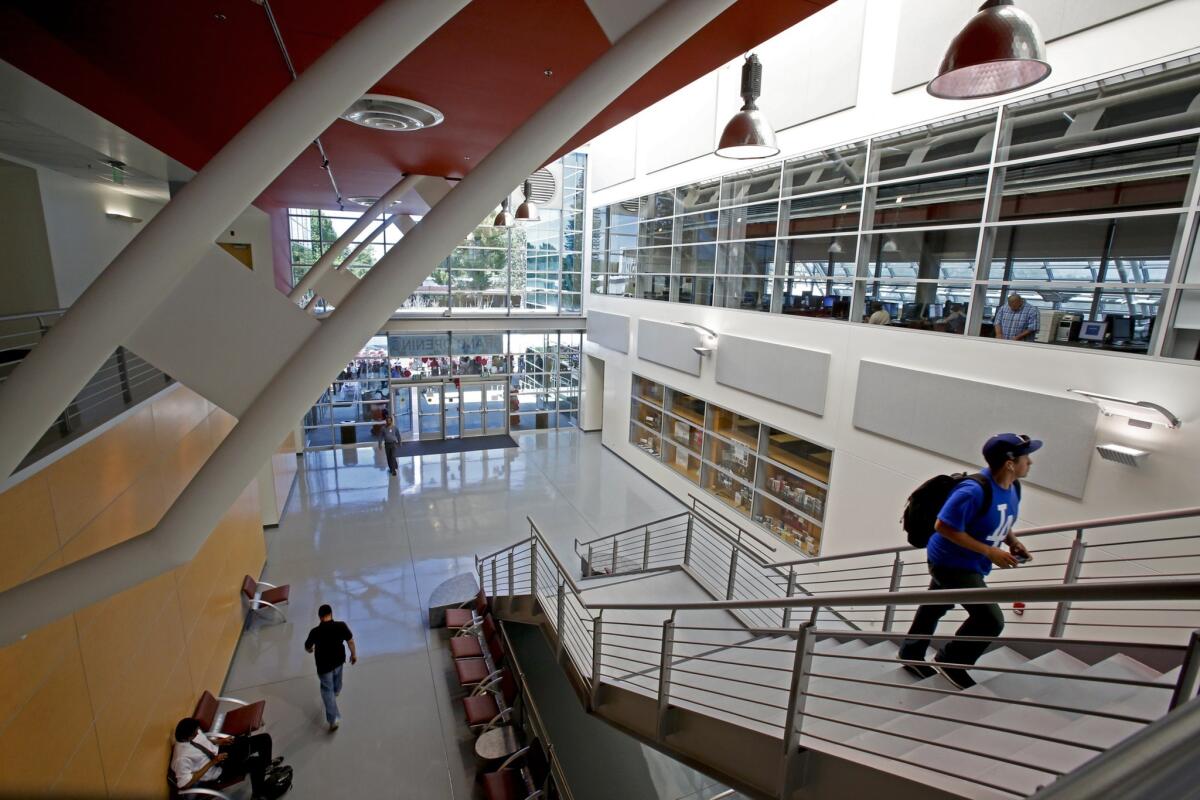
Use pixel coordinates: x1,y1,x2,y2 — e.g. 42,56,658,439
319,665,343,724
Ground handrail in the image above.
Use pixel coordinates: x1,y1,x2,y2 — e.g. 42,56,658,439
476,535,535,564
578,511,692,549
688,494,778,554
587,578,1200,613
0,308,66,323
767,504,1200,569
527,517,588,597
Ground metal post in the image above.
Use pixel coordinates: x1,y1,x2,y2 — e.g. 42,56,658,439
725,545,740,600
476,557,484,594
115,348,133,404
882,553,905,632
586,544,594,578
1050,530,1087,638
1169,630,1200,710
590,613,604,710
530,538,538,597
656,614,676,740
611,537,620,574
779,623,816,796
683,514,694,566
556,580,566,660
782,567,797,629
490,560,498,599
507,551,515,596
642,526,651,571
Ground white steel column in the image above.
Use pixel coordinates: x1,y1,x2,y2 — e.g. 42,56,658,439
0,0,469,480
0,0,737,644
289,173,419,302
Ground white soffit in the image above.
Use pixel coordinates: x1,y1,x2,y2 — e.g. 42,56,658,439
584,0,671,43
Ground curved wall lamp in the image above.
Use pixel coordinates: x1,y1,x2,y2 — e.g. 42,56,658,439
1068,389,1181,430
676,321,719,357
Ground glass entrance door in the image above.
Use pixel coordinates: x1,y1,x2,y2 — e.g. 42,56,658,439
415,383,444,440
443,382,461,438
484,381,507,434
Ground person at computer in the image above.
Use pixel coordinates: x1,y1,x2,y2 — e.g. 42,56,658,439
994,294,1038,341
867,302,891,325
942,303,966,334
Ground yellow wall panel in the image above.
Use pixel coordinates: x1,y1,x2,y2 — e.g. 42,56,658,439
45,405,157,541
92,591,186,785
0,644,94,795
0,473,60,593
150,387,210,451
59,469,166,567
208,408,237,444
157,415,214,507
0,616,76,733
51,724,108,798
110,653,196,800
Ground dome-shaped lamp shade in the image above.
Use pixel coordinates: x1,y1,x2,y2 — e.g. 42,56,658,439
515,179,539,221
492,196,513,227
928,0,1050,100
716,54,779,160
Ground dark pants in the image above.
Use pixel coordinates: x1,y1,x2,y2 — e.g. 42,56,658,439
898,565,1004,667
384,442,398,473
210,732,272,796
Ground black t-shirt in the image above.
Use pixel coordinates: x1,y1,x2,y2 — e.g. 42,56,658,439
304,620,353,674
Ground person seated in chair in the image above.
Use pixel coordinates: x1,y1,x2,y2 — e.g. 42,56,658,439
171,717,277,799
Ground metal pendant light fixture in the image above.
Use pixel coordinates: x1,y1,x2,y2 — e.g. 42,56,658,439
515,180,539,222
492,196,513,227
928,0,1051,100
716,54,779,160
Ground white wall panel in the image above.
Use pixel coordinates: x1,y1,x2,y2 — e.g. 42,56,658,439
638,73,719,173
853,360,1098,498
716,335,830,417
637,320,703,376
586,310,630,353
892,0,1170,93
590,116,638,191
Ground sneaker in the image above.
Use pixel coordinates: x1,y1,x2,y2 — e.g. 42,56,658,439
932,658,976,690
329,717,340,732
902,661,936,680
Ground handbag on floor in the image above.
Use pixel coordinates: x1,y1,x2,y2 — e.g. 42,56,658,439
261,763,293,798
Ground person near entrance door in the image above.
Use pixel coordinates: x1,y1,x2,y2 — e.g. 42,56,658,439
898,433,1039,690
376,412,400,476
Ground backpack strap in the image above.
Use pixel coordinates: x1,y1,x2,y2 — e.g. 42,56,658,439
967,473,993,524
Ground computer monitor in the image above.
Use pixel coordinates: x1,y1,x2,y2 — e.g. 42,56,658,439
1108,315,1133,342
821,295,836,309
901,302,924,321
926,303,944,319
882,301,901,318
1078,319,1109,343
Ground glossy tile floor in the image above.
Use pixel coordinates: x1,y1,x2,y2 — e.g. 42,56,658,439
222,429,732,800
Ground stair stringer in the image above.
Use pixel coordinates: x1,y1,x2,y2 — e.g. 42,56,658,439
492,592,963,800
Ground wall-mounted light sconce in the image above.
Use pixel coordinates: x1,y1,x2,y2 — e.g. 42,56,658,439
1096,443,1149,467
105,212,143,224
675,321,719,357
1068,389,1181,429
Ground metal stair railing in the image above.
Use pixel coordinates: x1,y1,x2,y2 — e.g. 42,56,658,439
479,516,1200,799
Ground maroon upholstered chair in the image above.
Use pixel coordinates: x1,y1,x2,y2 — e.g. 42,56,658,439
480,740,549,800
449,615,496,659
455,633,505,688
461,670,519,731
241,575,290,623
192,690,265,737
445,587,488,631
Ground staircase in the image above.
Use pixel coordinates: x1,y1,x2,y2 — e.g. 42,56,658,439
476,507,1200,800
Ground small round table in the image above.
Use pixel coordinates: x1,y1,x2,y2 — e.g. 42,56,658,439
474,726,522,762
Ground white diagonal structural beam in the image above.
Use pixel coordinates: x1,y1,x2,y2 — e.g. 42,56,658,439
0,0,737,645
0,0,469,480
288,172,420,303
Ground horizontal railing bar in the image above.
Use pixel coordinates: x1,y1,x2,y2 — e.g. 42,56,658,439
819,652,1171,690
801,690,1107,752
668,693,785,729
528,520,590,595
1077,572,1200,580
601,653,660,670
1083,533,1200,549
812,629,1190,651
805,673,1156,723
577,511,693,548
789,562,901,579
589,578,1200,612
798,731,1023,797
688,494,779,554
600,642,661,656
668,677,790,710
799,710,1065,776
1083,554,1200,565
603,631,664,643
476,537,533,563
0,308,66,323
680,654,793,673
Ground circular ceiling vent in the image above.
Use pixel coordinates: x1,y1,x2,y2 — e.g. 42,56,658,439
341,94,444,132
346,196,403,208
525,168,556,204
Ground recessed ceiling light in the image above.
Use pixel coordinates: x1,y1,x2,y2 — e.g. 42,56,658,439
213,13,227,21
341,94,444,132
346,196,402,209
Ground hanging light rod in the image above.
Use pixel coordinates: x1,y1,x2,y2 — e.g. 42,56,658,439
928,0,1051,100
716,54,779,159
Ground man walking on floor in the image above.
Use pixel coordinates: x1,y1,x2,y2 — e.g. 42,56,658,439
898,433,1038,689
377,411,400,476
304,604,357,731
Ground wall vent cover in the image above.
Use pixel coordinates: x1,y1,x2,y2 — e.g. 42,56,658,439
341,94,444,132
525,168,556,204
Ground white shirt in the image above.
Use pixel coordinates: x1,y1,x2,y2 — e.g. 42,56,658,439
868,310,891,325
171,732,220,787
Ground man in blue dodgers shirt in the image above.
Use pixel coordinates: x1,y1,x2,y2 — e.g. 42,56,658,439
898,433,1039,689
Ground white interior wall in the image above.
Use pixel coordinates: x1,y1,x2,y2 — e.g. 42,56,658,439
0,157,58,313
583,0,1200,556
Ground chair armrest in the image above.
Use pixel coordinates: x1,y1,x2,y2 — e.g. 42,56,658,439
483,707,513,731
255,580,279,589
248,599,287,620
497,746,531,771
179,789,234,799
215,696,248,707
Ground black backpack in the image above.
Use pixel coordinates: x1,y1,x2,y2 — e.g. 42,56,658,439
262,763,293,798
902,473,1021,548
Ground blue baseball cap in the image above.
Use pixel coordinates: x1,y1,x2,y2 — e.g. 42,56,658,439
983,433,1043,465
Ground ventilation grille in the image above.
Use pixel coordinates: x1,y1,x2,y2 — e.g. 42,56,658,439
1096,444,1147,467
341,94,444,132
526,168,556,204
